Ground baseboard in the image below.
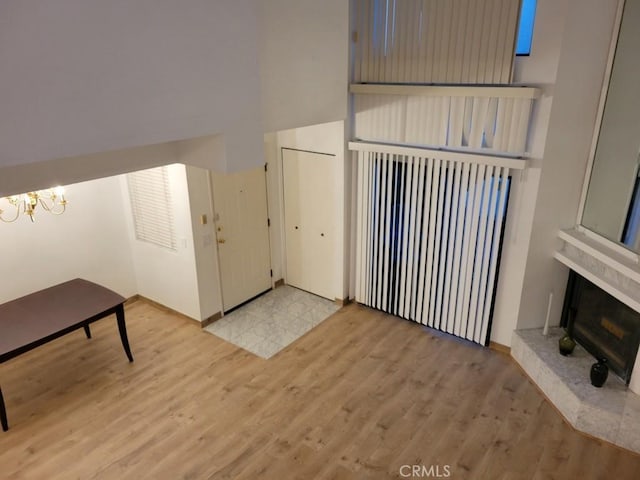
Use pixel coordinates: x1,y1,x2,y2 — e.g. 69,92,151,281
334,297,352,307
489,341,511,355
201,311,222,328
133,295,221,328
125,294,141,305
274,278,285,288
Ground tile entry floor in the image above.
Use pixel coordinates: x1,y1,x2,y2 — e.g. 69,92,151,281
204,285,341,359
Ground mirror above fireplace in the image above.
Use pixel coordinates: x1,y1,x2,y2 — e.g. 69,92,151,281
581,0,640,253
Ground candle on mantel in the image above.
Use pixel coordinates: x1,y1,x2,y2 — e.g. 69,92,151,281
543,292,553,336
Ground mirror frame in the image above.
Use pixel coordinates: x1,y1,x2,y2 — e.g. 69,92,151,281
575,0,639,259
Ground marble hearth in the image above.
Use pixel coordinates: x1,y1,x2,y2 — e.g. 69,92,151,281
512,327,640,453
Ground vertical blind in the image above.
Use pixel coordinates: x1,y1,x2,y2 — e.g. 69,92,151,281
127,166,177,251
352,0,521,84
353,143,523,345
351,1,530,344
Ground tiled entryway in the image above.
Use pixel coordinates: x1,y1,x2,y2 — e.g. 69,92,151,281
204,285,340,359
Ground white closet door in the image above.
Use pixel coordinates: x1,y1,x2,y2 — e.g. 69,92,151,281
283,149,336,300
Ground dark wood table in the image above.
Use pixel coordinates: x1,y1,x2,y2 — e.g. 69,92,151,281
0,278,133,431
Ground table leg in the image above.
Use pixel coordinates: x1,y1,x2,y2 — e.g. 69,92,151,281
83,325,92,339
116,304,134,362
1,386,8,432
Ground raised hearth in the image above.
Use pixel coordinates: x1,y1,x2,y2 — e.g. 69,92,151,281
512,327,640,454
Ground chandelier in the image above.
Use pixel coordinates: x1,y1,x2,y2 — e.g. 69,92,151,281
0,187,68,223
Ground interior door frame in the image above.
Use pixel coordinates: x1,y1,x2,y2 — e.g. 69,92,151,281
279,147,336,292
207,170,226,316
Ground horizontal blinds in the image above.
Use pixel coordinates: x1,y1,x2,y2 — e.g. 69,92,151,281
127,166,177,251
354,145,513,345
353,0,521,84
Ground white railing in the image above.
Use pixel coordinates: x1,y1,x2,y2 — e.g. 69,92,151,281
352,84,540,156
352,141,525,344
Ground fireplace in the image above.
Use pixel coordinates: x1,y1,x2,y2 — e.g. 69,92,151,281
561,271,640,384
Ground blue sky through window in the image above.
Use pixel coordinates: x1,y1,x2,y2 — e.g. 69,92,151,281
516,0,537,55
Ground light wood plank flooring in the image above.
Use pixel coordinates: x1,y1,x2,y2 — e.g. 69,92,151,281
1,300,639,479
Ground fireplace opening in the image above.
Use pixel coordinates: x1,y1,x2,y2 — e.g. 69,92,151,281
560,271,640,384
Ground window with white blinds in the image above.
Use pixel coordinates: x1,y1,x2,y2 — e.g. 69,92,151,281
352,142,522,345
127,166,177,251
352,0,521,84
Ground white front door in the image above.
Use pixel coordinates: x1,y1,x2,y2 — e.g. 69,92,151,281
282,148,336,300
212,166,272,311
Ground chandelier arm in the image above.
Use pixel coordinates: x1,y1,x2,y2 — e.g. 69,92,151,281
0,204,22,223
48,204,67,216
38,197,66,214
38,197,53,212
1,189,67,222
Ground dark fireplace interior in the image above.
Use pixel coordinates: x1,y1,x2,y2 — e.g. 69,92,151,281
561,271,640,384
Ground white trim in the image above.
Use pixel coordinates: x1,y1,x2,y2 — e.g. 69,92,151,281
355,151,364,301
348,141,527,170
576,0,627,224
207,170,226,318
559,228,640,273
350,83,541,99
554,251,640,315
578,226,639,262
277,147,288,287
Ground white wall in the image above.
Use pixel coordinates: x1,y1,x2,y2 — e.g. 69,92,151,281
4,0,617,347
0,175,136,304
0,160,224,322
259,0,349,133
488,0,620,344
269,121,348,300
486,0,571,345
176,137,229,318
121,164,202,320
176,135,227,174
0,0,352,196
264,133,282,284
515,0,620,333
0,0,263,191
0,141,180,198
183,166,223,321
0,165,216,322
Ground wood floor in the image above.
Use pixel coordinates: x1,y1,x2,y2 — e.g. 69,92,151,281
1,300,639,480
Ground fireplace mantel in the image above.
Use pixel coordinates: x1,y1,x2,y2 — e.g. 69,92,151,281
554,227,640,395
555,229,640,312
